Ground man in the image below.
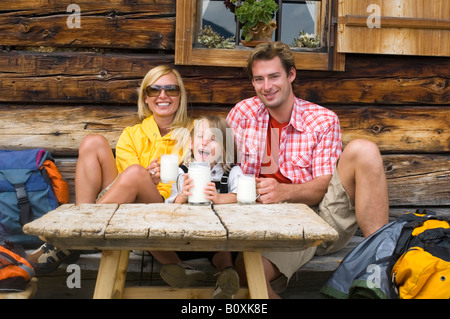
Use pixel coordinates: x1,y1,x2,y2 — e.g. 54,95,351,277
226,42,389,298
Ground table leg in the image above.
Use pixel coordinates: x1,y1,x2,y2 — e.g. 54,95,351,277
93,250,130,299
243,251,269,299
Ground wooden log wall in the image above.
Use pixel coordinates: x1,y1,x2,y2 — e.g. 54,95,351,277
0,0,449,211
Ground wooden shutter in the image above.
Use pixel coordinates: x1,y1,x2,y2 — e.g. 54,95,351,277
337,0,450,57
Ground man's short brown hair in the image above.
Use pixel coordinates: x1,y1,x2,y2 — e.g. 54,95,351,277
246,41,296,78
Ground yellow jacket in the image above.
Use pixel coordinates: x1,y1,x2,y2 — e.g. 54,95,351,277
115,116,185,200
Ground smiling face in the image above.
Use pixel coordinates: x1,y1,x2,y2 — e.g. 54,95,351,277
251,56,296,112
144,72,180,123
191,119,223,167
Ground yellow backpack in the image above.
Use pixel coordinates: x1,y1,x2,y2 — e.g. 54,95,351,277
391,215,450,299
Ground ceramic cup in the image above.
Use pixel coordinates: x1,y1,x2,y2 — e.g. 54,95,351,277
177,162,211,205
237,174,257,204
160,154,179,183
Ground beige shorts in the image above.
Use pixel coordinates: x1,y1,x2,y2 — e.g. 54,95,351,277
95,174,119,202
263,166,358,291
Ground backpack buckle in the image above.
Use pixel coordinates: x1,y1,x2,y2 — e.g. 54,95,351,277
14,184,28,202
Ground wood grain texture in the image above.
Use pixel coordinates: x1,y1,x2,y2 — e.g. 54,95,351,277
0,0,175,49
213,204,338,243
1,105,448,155
23,203,118,238
106,203,227,240
0,51,448,105
338,0,450,56
52,155,449,207
23,203,338,252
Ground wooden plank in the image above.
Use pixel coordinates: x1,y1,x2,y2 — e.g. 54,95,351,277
0,0,175,49
1,104,448,156
93,250,122,299
335,106,450,153
384,155,450,206
339,15,450,30
51,154,450,208
0,105,140,156
0,51,448,105
339,0,450,20
0,51,174,105
213,204,338,244
1,0,175,13
111,250,130,299
122,286,249,299
24,203,337,252
22,203,118,238
105,203,227,240
243,252,268,299
188,47,331,71
174,0,194,66
338,0,450,56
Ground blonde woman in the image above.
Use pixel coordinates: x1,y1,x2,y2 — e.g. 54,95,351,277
75,65,190,204
29,66,191,274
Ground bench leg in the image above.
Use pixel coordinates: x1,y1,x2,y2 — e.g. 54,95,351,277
93,250,129,299
243,251,269,299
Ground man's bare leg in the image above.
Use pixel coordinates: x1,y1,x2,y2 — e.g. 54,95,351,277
337,139,389,237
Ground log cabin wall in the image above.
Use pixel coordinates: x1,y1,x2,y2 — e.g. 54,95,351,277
0,0,448,214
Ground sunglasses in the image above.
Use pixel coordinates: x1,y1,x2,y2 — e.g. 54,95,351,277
145,85,180,97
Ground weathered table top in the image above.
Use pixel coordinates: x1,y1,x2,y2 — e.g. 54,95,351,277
23,203,338,252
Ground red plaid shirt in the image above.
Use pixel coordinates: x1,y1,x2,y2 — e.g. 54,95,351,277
226,96,342,184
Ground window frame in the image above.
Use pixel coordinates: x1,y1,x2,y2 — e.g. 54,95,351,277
175,0,345,71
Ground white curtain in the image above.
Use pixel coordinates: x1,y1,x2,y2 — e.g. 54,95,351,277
306,1,318,34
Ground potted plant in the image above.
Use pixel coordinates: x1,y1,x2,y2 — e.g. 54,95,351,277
227,0,278,45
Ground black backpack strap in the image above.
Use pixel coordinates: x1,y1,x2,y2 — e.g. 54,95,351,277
179,164,188,173
13,183,32,226
218,164,236,193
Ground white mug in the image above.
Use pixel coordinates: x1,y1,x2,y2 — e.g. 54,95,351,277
160,154,179,183
237,174,257,204
177,162,211,205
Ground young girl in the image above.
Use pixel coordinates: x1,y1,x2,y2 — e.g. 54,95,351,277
153,116,243,299
166,115,242,204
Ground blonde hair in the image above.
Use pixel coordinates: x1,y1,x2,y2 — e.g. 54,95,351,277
137,65,190,129
183,116,236,172
137,65,191,149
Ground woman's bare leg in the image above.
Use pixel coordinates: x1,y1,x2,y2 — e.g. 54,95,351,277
97,164,163,204
75,135,118,204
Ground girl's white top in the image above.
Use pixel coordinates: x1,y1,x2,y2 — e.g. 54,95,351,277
165,163,243,203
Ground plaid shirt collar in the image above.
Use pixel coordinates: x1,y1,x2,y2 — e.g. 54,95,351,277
253,96,306,133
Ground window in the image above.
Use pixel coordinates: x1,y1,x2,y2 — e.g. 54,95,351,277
175,0,345,71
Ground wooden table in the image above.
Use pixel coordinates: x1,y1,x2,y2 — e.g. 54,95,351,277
23,203,338,299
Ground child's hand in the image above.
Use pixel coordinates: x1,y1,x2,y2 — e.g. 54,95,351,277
146,158,161,185
175,173,193,203
204,182,219,203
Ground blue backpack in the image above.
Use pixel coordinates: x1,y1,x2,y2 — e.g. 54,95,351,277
0,149,60,247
